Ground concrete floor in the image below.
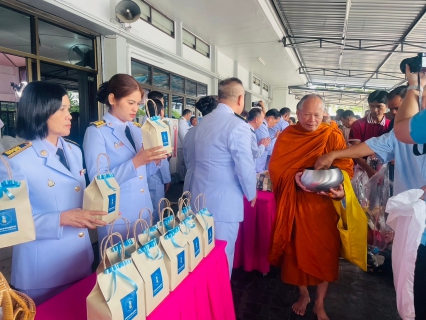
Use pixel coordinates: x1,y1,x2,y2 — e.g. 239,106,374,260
0,182,401,319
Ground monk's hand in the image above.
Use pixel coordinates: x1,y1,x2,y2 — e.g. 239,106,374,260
314,152,336,170
294,172,313,193
317,184,345,200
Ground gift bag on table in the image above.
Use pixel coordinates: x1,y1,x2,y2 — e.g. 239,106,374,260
0,157,35,248
83,153,120,224
178,210,203,271
177,191,195,221
158,207,189,291
137,208,161,246
87,232,146,320
105,217,137,265
131,219,169,316
156,199,176,236
194,193,215,257
141,99,172,154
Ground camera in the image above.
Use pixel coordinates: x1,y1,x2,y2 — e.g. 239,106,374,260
400,53,426,73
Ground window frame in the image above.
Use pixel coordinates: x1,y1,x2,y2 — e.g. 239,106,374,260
253,76,261,87
138,0,175,38
263,82,269,92
182,28,210,58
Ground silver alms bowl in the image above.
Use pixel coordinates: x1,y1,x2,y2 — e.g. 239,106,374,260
300,167,344,192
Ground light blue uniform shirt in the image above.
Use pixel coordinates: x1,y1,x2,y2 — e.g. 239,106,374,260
268,118,289,156
255,120,273,172
365,130,426,245
183,126,197,193
249,123,265,159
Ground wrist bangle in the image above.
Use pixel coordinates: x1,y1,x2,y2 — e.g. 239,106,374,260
407,85,423,93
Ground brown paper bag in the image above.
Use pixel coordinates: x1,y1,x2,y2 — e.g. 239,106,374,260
194,193,215,257
0,157,35,248
105,217,137,265
178,213,203,272
87,232,146,320
177,191,195,221
141,99,172,154
156,199,176,236
137,208,161,246
83,153,120,224
158,207,188,291
131,219,169,315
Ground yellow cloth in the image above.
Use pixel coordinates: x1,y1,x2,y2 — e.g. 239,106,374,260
333,170,368,271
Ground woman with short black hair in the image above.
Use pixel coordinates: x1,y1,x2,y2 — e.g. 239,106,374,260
1,81,107,305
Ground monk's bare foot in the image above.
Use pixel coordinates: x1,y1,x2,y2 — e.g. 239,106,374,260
292,294,310,316
313,301,330,320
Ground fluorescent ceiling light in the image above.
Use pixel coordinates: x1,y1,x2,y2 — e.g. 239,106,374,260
258,57,266,65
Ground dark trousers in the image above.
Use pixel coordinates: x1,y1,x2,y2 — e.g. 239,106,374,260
414,244,426,319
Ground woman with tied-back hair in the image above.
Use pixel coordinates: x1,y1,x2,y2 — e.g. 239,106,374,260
0,81,107,305
83,74,168,243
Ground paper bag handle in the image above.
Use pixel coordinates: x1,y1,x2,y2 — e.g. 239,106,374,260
194,193,207,212
108,217,131,245
145,99,158,118
133,218,150,250
139,208,154,226
96,153,111,176
158,198,170,222
181,191,192,202
160,207,176,234
177,197,191,222
102,232,125,270
0,156,13,180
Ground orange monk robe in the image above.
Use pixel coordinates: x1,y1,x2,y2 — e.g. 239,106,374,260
269,123,353,286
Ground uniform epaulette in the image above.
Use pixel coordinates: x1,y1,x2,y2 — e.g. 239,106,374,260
2,142,32,158
90,120,106,128
132,121,142,128
234,112,247,123
250,128,255,133
64,138,80,147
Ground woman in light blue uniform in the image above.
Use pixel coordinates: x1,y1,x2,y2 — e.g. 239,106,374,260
0,82,107,305
146,99,171,223
83,74,168,242
183,96,218,192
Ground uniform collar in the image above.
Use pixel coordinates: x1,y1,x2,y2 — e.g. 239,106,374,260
367,113,386,126
103,112,132,130
217,103,234,114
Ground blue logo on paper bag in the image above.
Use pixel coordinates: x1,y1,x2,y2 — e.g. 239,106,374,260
120,290,138,320
161,131,169,147
151,268,164,297
177,251,185,274
0,209,18,235
208,226,213,244
108,194,116,213
193,237,200,257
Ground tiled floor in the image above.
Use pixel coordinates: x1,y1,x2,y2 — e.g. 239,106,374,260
0,182,401,319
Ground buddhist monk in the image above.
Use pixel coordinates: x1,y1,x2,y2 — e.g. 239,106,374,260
269,94,354,320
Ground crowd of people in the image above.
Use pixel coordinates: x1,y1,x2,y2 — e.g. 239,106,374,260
1,66,425,320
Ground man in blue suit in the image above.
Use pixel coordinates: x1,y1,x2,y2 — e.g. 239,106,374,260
190,78,257,276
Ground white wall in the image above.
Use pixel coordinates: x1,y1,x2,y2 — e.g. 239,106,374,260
237,65,250,89
0,66,19,102
217,51,234,79
182,46,211,71
269,87,299,112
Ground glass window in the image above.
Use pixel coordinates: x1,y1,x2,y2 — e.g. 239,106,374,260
151,9,174,37
263,83,269,92
183,29,195,49
197,83,207,97
253,76,260,86
172,95,183,119
171,75,184,93
0,6,32,53
186,98,196,117
38,20,95,69
196,39,210,57
132,60,151,85
153,68,169,89
186,80,196,96
137,1,150,21
163,93,169,118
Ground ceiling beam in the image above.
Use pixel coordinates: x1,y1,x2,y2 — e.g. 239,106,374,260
299,67,405,81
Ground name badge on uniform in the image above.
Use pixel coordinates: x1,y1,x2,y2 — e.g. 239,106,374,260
114,141,124,148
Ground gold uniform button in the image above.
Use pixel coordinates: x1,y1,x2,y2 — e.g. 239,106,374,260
75,186,81,192
78,232,84,238
139,175,143,180
140,189,145,193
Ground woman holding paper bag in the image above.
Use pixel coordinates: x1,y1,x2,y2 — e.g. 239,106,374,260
0,81,108,305
83,74,168,243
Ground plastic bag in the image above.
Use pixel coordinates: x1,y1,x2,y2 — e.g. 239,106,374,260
351,165,369,209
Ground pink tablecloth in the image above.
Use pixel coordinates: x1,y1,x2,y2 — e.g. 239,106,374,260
233,191,277,274
36,240,235,320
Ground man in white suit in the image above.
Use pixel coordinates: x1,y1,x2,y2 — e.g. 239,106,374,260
190,78,257,276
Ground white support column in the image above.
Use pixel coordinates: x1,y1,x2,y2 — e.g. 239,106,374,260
175,20,183,57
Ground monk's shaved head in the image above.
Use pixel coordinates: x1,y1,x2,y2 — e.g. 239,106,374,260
296,94,325,132
297,94,326,111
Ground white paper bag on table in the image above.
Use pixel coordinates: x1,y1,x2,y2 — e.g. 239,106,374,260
178,214,203,271
158,207,189,291
104,217,137,265
137,208,161,246
193,193,215,257
87,232,146,320
141,99,172,154
131,219,169,316
156,198,176,236
83,153,120,224
177,191,195,221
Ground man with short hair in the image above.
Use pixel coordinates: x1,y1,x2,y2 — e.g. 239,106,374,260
340,110,357,145
190,78,257,276
189,116,197,127
177,108,192,181
268,107,290,158
269,94,353,320
247,108,270,159
335,108,344,126
255,109,280,172
386,85,407,130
